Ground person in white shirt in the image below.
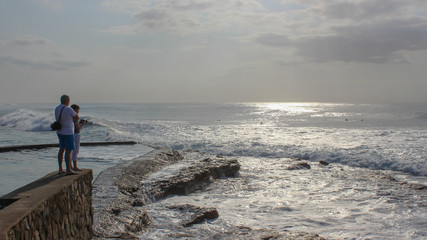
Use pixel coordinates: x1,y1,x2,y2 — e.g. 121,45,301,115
54,95,79,175
71,104,87,171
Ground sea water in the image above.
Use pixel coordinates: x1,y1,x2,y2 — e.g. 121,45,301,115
0,102,426,239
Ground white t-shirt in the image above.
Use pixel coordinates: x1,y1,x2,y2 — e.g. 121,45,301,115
55,104,77,135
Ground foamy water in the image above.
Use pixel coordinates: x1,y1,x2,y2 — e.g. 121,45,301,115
1,102,427,239
141,156,427,239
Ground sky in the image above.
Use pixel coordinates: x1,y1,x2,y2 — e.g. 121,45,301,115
1,0,427,104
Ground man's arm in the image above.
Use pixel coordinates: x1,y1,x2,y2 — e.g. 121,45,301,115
73,114,79,122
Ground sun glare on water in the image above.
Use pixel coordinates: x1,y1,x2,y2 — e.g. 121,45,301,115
257,102,318,116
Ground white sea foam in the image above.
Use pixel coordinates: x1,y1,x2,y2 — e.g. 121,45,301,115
142,156,427,239
2,103,425,176
101,120,427,176
0,109,52,131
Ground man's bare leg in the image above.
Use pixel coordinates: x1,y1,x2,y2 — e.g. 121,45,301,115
58,148,65,174
65,150,75,174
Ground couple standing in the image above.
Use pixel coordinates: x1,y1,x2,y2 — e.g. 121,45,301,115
54,95,87,175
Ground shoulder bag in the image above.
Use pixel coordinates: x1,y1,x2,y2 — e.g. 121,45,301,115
51,106,66,131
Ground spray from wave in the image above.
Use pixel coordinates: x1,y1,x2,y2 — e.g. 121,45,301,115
0,109,52,131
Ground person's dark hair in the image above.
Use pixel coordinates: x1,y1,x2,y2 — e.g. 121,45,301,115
60,95,70,104
71,104,80,111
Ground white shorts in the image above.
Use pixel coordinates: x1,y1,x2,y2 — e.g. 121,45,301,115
72,133,81,161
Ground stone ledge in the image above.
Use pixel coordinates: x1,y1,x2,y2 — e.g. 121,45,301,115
0,169,93,240
0,141,137,153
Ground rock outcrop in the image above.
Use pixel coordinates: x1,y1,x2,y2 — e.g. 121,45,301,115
169,204,220,227
286,162,311,170
92,148,240,238
93,149,327,239
318,160,329,166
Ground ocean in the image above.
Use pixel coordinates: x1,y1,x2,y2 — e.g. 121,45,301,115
1,102,426,239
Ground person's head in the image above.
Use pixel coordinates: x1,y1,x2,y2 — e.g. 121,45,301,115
71,104,80,114
60,95,70,106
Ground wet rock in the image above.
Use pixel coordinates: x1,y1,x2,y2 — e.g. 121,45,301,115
212,226,325,240
143,157,240,201
92,148,326,239
319,160,329,166
169,204,219,227
286,232,326,240
292,157,310,161
92,149,182,238
382,175,398,182
379,173,426,190
286,162,311,170
404,183,426,190
92,148,240,238
184,209,219,226
131,198,145,207
116,149,184,194
119,231,140,239
125,211,151,232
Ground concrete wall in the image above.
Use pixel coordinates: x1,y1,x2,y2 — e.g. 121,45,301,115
0,169,93,240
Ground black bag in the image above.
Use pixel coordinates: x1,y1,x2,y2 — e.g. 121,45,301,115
51,106,66,131
50,121,61,130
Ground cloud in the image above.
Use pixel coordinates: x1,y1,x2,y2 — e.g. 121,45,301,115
134,9,174,30
281,0,427,28
168,1,214,11
255,33,291,48
33,0,63,11
0,36,90,71
254,0,427,64
130,1,225,33
256,16,427,63
8,35,50,47
320,0,404,20
103,25,138,35
102,0,427,64
103,0,265,34
0,56,88,71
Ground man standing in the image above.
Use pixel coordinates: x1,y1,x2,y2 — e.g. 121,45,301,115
55,95,79,175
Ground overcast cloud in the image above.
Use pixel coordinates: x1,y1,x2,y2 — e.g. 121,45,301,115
1,0,427,103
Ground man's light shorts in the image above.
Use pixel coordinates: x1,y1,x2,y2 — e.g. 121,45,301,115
57,134,75,150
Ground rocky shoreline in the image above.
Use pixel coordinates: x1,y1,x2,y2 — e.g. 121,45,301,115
92,148,325,239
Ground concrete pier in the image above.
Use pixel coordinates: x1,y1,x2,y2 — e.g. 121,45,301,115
0,141,137,153
0,169,93,240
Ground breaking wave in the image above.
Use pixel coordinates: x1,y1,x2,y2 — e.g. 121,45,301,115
0,109,52,131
